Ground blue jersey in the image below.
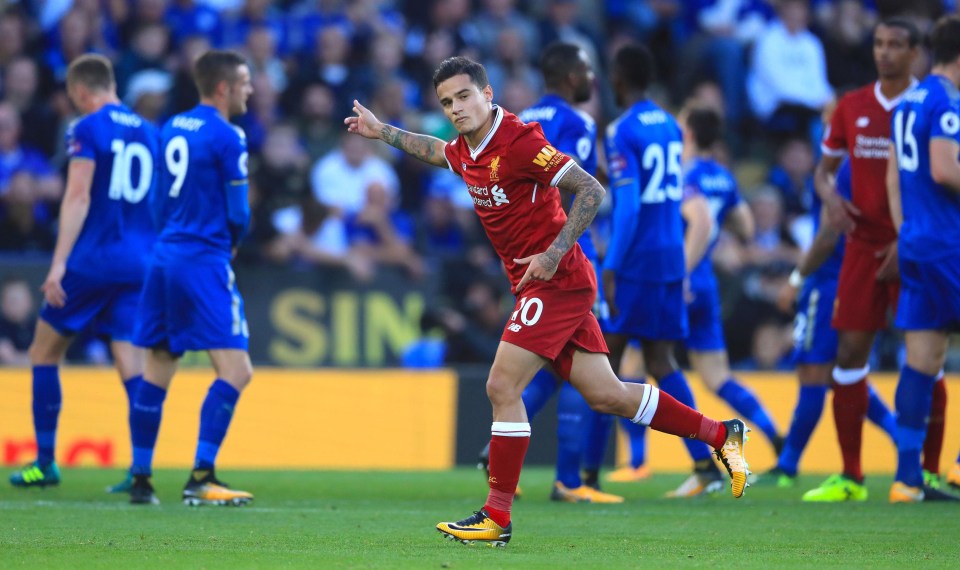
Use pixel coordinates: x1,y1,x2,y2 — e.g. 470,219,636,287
604,100,685,282
893,74,960,263
682,158,741,290
808,158,850,282
153,104,250,265
64,103,158,283
519,94,598,261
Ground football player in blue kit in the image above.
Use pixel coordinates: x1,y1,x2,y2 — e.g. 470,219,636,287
604,44,743,498
887,15,960,503
10,55,158,491
127,50,255,506
477,42,623,503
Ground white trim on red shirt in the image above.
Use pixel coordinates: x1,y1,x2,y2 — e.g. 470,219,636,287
468,106,504,160
873,78,918,112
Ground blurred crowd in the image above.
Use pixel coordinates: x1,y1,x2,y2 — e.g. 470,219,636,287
0,0,957,368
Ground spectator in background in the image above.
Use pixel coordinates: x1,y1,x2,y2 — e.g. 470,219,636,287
166,0,224,48
311,133,399,217
297,82,340,161
168,35,210,114
116,0,167,45
818,0,877,92
0,102,62,210
0,11,28,71
237,72,280,152
474,0,540,61
221,0,287,53
287,0,352,56
0,172,55,252
123,69,172,124
405,0,481,65
244,25,287,93
114,23,171,101
348,182,425,279
767,136,815,219
3,57,60,157
747,0,832,141
484,26,543,96
539,0,601,68
299,25,368,118
743,186,801,269
0,276,35,365
45,9,96,82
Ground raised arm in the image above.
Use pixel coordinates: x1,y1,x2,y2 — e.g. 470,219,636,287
514,163,605,291
345,100,448,168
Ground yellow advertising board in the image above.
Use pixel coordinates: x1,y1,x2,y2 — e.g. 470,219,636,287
0,368,458,470
617,373,960,474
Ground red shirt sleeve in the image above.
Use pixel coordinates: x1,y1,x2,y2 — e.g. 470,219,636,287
512,124,575,188
443,138,463,177
821,95,849,157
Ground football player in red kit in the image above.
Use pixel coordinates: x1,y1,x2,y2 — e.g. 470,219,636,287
345,56,750,547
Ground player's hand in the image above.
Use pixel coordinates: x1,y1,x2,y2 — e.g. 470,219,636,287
514,252,559,292
344,100,383,139
824,193,860,234
776,282,799,314
875,241,899,282
602,269,618,318
40,263,67,308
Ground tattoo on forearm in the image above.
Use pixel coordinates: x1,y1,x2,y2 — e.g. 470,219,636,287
545,165,604,269
379,124,446,167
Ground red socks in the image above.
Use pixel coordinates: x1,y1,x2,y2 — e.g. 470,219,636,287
483,422,530,527
647,388,727,449
832,378,868,482
923,376,947,474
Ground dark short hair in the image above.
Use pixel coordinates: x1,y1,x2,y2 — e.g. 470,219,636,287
930,15,960,66
432,56,488,90
193,49,247,98
66,54,114,91
686,108,723,149
613,43,655,92
878,18,921,47
539,42,583,88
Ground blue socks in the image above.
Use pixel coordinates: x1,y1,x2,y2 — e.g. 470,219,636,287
866,383,897,442
522,369,559,420
658,370,712,462
894,366,937,487
777,385,827,476
130,381,168,476
717,378,779,443
556,383,590,488
194,380,241,470
582,408,613,472
32,365,61,466
123,375,143,408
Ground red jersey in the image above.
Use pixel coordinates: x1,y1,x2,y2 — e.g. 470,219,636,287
443,106,589,290
821,80,915,245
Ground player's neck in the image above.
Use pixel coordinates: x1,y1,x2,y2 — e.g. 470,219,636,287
619,90,647,108
878,75,913,99
464,106,496,150
545,88,572,105
200,97,230,120
84,92,119,114
930,64,960,88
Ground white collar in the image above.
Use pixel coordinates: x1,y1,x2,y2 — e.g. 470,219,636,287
468,106,503,161
874,78,918,112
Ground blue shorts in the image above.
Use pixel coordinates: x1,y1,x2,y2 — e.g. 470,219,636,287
589,256,609,332
39,270,142,341
895,256,960,332
133,261,249,355
607,278,687,341
792,276,838,364
686,282,725,351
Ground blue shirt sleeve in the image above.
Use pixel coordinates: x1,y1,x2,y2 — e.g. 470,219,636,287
603,125,641,273
930,91,960,143
65,117,96,161
220,125,250,246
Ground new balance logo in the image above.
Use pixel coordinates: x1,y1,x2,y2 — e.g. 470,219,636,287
507,323,522,332
856,116,870,128
492,184,510,206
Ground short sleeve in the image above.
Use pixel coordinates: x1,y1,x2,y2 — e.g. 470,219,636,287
821,96,848,157
682,171,702,203
513,125,575,188
65,118,96,161
443,138,463,177
220,125,248,184
604,125,639,191
930,95,960,143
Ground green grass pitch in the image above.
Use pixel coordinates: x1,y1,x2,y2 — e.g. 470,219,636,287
2,467,959,569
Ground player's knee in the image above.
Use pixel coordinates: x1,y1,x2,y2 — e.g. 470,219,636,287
222,362,253,390
28,340,60,366
485,373,523,407
581,386,623,416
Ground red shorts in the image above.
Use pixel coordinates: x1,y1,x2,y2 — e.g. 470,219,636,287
501,264,608,380
832,240,899,331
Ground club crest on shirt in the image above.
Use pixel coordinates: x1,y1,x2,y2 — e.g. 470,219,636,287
489,155,501,182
